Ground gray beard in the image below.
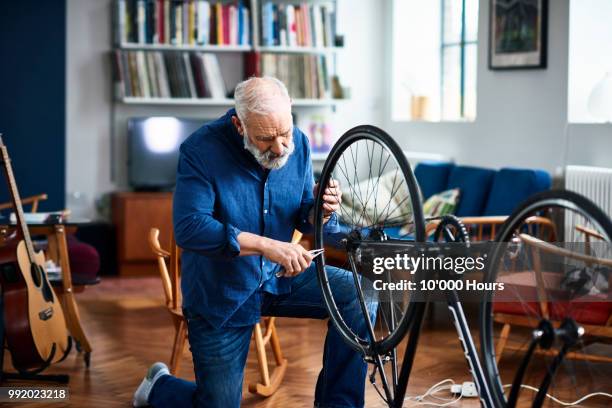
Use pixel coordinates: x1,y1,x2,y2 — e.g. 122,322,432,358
243,131,295,170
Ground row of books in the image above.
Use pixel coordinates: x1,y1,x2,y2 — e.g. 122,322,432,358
116,0,251,46
112,50,227,99
260,2,336,48
260,54,330,99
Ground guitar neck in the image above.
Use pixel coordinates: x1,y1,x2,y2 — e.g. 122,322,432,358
0,136,36,261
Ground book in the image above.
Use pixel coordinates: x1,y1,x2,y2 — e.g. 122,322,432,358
137,0,146,43
190,52,208,97
215,3,223,45
163,0,170,44
241,5,250,45
154,52,171,97
201,53,226,98
175,3,183,45
146,51,159,96
183,52,197,98
136,51,151,97
197,1,210,44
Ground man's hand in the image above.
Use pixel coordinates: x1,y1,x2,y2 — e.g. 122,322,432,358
313,179,342,222
261,239,313,277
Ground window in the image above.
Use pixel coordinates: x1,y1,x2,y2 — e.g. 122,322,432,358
441,0,478,121
391,0,478,122
568,0,612,123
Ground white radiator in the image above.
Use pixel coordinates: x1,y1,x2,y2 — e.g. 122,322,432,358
565,165,612,241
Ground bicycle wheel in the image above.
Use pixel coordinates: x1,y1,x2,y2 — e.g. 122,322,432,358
480,190,612,407
314,125,426,355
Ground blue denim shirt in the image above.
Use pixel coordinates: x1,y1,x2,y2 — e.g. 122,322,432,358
173,109,338,328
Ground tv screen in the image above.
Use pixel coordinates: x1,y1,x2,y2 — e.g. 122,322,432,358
127,117,206,190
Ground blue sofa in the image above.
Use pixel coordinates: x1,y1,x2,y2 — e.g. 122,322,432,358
414,162,552,217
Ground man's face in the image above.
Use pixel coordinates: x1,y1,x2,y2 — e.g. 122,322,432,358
233,108,295,169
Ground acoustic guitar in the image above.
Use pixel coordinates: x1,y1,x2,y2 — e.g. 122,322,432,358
0,135,70,373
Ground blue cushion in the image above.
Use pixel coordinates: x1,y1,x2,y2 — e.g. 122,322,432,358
414,162,454,200
483,168,551,216
446,166,495,216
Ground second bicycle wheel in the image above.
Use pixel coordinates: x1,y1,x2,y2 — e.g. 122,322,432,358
480,190,612,407
314,125,426,355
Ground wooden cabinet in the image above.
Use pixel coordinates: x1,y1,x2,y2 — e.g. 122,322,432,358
112,192,173,276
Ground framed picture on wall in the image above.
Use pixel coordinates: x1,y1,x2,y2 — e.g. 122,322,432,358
489,0,548,70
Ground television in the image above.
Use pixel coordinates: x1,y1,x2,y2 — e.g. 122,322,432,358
127,117,207,190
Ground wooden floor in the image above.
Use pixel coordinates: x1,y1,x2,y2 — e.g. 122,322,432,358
2,277,610,407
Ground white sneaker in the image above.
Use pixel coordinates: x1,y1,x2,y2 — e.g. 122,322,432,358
133,362,170,407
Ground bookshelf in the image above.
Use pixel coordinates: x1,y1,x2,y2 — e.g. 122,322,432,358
111,0,345,107
118,42,252,52
121,96,343,107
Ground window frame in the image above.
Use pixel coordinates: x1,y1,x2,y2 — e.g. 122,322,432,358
440,0,477,120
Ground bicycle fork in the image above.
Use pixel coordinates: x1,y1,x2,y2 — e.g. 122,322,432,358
446,289,496,408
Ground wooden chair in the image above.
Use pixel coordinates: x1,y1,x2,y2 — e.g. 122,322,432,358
493,230,612,363
424,215,558,242
148,228,301,397
0,193,48,213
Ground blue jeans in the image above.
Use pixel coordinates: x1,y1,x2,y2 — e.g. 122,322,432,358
148,265,377,408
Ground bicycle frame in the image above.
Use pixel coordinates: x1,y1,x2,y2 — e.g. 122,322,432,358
370,287,496,408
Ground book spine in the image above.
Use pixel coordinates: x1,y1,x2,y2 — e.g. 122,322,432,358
153,0,163,44
286,5,296,47
183,52,197,98
163,0,170,44
190,53,205,97
118,0,127,44
176,3,183,45
294,6,302,46
238,2,243,45
112,50,125,97
136,51,151,97
146,51,160,97
242,6,250,45
182,1,189,46
188,0,195,45
137,0,146,43
122,51,133,96
177,52,190,97
278,3,286,46
272,3,278,46
197,1,208,44
163,53,177,97
155,52,171,97
222,4,230,45
229,4,237,45
216,3,223,45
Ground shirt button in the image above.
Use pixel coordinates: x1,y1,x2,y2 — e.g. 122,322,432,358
264,209,268,214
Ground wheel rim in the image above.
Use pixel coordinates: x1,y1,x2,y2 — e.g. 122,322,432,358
314,125,425,355
481,190,612,407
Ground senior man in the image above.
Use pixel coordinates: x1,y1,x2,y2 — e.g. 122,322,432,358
133,77,376,408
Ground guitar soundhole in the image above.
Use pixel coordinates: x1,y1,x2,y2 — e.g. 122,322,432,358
30,263,42,287
30,263,54,303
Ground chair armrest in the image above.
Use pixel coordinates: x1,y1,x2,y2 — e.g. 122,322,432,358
0,193,48,212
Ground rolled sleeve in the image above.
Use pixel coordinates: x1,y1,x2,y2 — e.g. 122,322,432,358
173,144,242,259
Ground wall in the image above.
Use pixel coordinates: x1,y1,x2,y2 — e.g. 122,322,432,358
66,0,385,218
0,0,66,211
384,0,612,174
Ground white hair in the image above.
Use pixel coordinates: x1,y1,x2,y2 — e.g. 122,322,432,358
234,76,291,121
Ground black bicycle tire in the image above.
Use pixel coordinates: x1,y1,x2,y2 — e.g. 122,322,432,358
479,189,612,407
314,125,426,355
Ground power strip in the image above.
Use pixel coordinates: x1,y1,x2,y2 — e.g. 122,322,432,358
450,381,479,398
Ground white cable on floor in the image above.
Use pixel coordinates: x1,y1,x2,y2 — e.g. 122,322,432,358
503,384,612,406
404,379,463,407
